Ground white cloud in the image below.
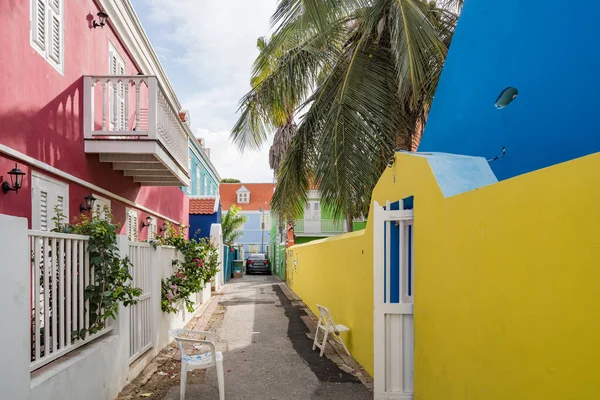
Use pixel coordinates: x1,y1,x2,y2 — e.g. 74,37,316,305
196,129,274,182
139,0,277,182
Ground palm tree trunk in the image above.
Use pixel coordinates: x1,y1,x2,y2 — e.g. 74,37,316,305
346,213,353,233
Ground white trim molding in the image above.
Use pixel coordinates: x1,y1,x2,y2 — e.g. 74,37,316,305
0,144,181,224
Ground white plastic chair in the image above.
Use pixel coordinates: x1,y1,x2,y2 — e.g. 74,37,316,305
169,329,225,400
312,305,351,357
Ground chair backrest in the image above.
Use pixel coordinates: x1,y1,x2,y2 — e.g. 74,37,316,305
169,329,216,364
316,304,335,327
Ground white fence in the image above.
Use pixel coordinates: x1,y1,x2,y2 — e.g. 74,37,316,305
0,214,217,400
129,242,154,363
29,230,112,372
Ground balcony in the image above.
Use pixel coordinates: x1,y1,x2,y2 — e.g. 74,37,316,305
83,76,190,186
294,219,347,236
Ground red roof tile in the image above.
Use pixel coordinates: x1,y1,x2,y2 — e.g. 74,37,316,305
219,183,276,211
189,197,217,215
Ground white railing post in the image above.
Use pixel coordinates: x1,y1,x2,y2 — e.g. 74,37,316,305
83,76,93,138
147,77,158,140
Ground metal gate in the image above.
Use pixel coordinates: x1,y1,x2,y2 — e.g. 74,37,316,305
129,242,153,363
373,200,414,399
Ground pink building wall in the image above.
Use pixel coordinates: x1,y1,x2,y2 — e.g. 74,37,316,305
0,0,189,236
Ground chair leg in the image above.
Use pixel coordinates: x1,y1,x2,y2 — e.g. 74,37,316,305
216,360,225,400
319,328,329,357
180,365,187,400
312,320,322,351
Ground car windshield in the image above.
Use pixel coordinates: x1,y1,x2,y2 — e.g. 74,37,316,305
249,254,266,260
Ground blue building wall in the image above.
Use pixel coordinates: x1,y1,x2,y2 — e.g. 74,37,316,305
235,212,271,254
189,204,222,241
418,0,600,181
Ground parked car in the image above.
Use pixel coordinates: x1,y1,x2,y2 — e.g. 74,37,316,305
246,253,271,275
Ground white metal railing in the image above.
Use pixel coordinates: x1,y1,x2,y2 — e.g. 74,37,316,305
294,219,347,234
129,242,154,363
83,75,189,172
29,230,112,372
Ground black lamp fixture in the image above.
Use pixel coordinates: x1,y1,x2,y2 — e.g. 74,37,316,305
79,193,97,213
159,222,167,233
2,163,26,194
141,216,152,229
92,10,108,28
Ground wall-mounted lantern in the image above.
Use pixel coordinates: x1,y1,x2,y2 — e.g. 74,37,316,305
79,193,97,213
92,10,108,29
141,216,152,229
159,222,168,233
2,163,26,194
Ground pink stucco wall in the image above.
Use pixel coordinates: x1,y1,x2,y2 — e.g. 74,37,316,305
0,0,189,235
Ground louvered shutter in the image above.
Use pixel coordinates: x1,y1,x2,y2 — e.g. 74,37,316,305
32,174,69,231
127,209,139,242
33,0,46,50
149,218,157,240
48,0,62,67
40,191,49,231
118,64,126,130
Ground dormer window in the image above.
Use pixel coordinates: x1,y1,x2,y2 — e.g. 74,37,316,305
236,185,250,204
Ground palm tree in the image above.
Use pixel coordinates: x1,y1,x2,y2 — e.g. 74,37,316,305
232,0,462,229
221,205,248,246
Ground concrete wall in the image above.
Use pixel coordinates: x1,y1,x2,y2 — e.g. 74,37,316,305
288,151,600,398
1,222,211,400
418,0,600,181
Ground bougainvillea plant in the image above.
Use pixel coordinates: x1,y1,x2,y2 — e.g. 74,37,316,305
53,206,142,339
153,223,220,313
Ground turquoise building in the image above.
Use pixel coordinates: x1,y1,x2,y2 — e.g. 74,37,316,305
183,137,220,196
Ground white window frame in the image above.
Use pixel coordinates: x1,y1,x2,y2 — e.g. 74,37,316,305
203,175,208,195
109,42,126,131
148,216,157,240
127,208,139,242
31,171,69,231
237,193,249,204
93,194,112,221
196,166,201,195
30,0,64,75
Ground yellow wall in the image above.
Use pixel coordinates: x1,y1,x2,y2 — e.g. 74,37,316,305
287,230,374,374
288,151,600,398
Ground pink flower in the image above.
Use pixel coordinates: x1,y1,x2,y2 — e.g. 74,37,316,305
176,272,182,278
167,290,174,302
170,284,178,291
183,275,187,280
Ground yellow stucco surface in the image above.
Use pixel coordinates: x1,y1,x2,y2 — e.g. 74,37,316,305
288,151,600,398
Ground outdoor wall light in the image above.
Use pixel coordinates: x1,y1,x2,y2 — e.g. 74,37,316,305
2,163,26,194
79,193,97,213
141,216,152,229
92,10,109,28
159,222,168,233
495,87,518,109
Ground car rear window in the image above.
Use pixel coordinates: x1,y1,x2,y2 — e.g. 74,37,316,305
249,254,266,260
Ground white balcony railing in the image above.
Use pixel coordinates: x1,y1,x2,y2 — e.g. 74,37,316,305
83,75,190,186
294,219,347,235
29,230,112,372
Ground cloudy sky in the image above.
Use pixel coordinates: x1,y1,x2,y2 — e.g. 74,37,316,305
130,0,277,182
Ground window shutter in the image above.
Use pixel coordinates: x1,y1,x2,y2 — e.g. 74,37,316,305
127,210,139,242
40,191,49,231
47,0,62,67
33,0,46,50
